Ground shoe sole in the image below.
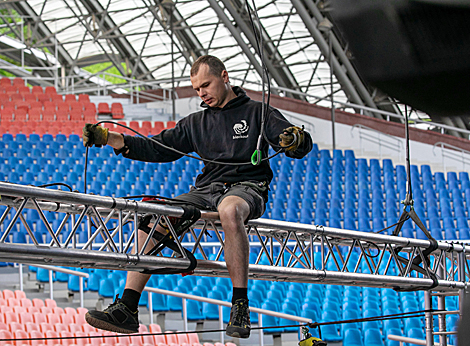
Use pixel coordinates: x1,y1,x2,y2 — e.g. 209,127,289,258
226,328,250,339
85,312,139,334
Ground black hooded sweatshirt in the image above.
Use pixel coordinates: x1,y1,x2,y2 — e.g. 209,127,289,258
120,87,313,188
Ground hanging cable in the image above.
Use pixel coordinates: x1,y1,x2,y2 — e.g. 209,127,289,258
94,121,283,167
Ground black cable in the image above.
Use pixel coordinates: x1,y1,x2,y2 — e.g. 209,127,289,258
37,183,73,192
94,120,283,167
404,105,413,204
0,309,438,343
84,146,89,194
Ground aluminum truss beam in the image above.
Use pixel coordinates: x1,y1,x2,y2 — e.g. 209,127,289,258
0,182,468,293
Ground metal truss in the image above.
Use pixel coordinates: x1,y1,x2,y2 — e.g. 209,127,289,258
0,182,468,294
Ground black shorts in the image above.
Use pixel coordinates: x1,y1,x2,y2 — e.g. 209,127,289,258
173,181,266,221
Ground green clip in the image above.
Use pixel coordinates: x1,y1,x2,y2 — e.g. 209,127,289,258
251,149,261,166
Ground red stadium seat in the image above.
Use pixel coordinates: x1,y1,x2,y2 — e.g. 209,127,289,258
0,330,13,346
54,324,68,333
26,306,40,314
74,313,86,325
2,290,15,300
187,332,200,344
59,313,74,325
78,94,90,103
59,331,74,346
19,312,33,325
111,103,124,119
42,107,55,121
129,333,143,346
164,331,178,344
29,100,42,109
45,86,57,95
14,109,28,122
29,108,42,122
84,102,96,113
10,93,23,102
12,78,25,87
64,307,77,316
88,331,103,346
44,299,57,309
32,86,43,94
38,94,51,103
14,330,29,345
4,311,19,324
50,94,63,102
129,121,139,130
74,331,89,346
141,332,154,345
55,109,69,121
102,331,118,344
8,321,23,333
12,306,27,315
81,324,96,333
69,109,83,121
46,313,61,325
98,103,111,115
0,78,11,87
0,94,9,104
39,323,54,334
83,109,96,122
40,307,53,315
68,324,82,334
45,330,61,345
64,94,76,102
166,121,176,129
24,94,37,103
29,330,44,346
1,108,14,122
4,85,17,95
52,307,63,315
141,121,152,135
32,312,47,324
18,86,30,94
153,121,164,134
25,322,39,333
15,291,33,308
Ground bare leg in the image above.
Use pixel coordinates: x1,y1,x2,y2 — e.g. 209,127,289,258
217,196,251,288
125,225,166,293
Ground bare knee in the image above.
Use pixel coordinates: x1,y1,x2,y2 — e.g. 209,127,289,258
218,198,250,230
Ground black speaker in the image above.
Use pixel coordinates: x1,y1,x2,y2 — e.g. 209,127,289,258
330,0,470,116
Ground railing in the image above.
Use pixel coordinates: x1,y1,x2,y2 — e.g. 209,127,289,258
432,142,470,174
388,334,455,346
18,264,89,308
144,286,310,346
351,124,404,160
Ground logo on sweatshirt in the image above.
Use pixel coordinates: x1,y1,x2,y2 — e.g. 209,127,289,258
233,120,249,139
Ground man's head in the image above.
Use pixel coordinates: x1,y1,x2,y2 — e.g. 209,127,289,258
190,55,235,108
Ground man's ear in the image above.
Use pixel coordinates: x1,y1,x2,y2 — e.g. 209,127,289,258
221,70,229,83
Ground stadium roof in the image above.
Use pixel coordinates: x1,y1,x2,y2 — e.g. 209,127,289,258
0,0,468,137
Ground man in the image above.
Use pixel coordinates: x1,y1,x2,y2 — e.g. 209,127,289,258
83,55,312,339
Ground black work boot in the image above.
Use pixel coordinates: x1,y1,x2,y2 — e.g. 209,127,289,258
226,298,251,338
85,295,139,334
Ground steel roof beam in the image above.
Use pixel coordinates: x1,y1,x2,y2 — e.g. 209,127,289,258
79,0,152,81
217,0,303,100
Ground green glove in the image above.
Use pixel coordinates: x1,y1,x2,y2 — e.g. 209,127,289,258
82,123,109,147
279,126,304,151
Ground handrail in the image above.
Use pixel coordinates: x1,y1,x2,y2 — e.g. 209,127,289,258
351,124,403,160
432,141,470,174
388,334,455,346
21,264,89,308
144,286,311,346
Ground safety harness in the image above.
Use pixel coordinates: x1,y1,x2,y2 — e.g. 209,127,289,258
391,201,439,292
138,201,201,275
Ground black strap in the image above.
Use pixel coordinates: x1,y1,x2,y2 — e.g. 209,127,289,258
139,205,201,275
392,207,439,291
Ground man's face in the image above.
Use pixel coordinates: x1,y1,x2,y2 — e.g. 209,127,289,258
191,64,230,108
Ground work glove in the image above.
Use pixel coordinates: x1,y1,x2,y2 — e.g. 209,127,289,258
82,123,109,147
279,126,304,151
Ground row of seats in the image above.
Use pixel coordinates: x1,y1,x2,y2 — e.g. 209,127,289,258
0,289,211,346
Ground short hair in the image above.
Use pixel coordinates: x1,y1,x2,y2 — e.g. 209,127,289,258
190,55,226,77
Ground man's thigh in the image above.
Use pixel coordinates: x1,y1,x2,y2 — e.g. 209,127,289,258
218,184,266,220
